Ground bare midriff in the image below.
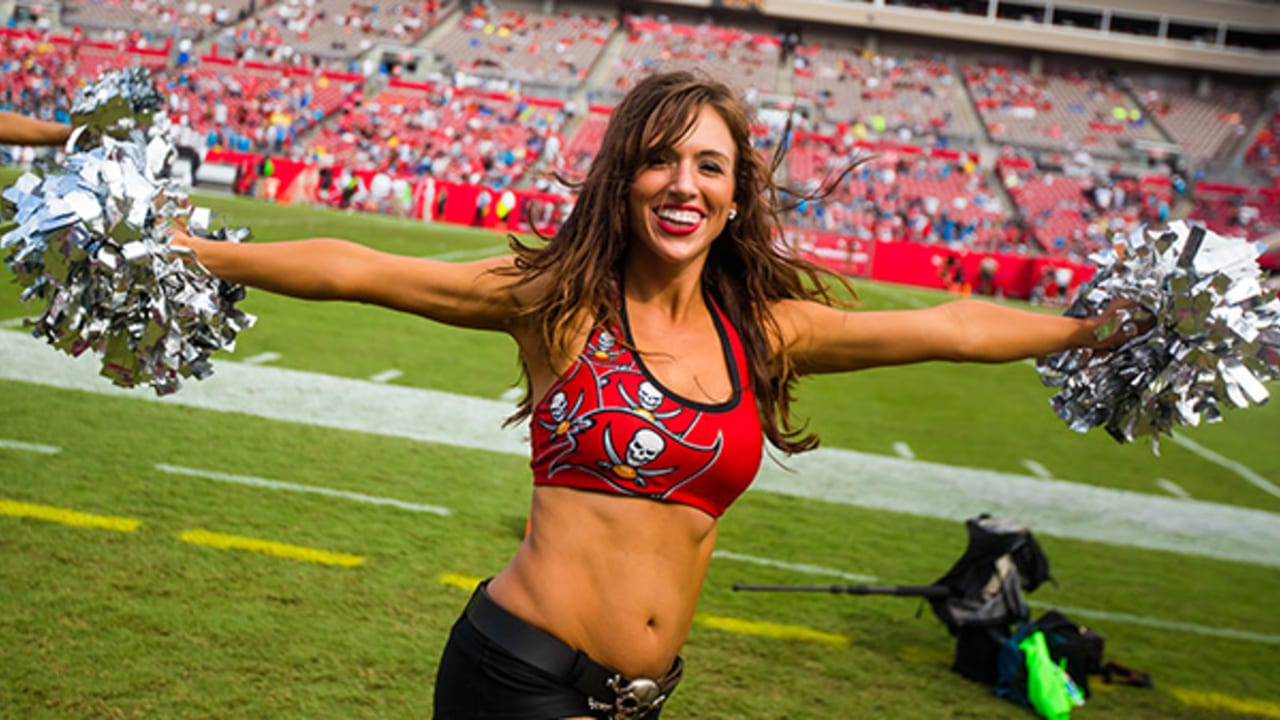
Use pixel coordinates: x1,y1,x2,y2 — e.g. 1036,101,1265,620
485,485,718,680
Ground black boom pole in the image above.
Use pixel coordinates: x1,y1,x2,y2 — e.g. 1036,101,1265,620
732,583,954,598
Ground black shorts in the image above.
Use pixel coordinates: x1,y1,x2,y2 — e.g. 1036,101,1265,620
432,584,674,720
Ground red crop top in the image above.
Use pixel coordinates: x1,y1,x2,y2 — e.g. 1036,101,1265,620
530,286,764,518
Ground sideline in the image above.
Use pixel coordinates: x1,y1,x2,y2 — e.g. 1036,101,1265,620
155,463,452,516
1171,431,1280,500
2,330,1278,569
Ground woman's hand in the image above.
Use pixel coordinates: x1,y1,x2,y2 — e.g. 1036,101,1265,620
1083,298,1153,350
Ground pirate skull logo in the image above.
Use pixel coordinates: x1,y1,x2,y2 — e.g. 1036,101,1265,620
626,428,664,467
537,388,589,438
589,329,623,362
599,425,674,487
549,391,569,421
637,382,663,411
617,380,681,424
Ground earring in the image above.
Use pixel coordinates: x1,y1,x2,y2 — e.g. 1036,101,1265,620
727,209,737,221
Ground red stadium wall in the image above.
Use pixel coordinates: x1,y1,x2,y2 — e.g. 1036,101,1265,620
790,229,1094,299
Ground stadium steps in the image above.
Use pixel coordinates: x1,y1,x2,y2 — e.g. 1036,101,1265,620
1225,108,1276,184
579,22,631,105
416,4,464,53
948,55,995,165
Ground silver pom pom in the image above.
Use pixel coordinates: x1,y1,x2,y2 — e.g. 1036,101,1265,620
69,66,167,148
1,72,254,396
1037,221,1280,451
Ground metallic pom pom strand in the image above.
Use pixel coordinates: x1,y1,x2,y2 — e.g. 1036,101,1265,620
1,71,255,396
1037,222,1280,452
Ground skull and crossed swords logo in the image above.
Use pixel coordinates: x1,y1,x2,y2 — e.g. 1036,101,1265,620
597,425,675,487
617,380,681,425
537,389,591,437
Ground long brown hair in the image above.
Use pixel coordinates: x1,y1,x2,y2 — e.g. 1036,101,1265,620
502,70,855,454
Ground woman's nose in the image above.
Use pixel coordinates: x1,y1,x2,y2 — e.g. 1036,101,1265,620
669,160,697,195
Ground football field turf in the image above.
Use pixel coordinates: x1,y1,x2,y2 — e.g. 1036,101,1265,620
2,180,1278,718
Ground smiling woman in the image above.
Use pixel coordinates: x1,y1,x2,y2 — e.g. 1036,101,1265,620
167,70,1130,719
627,105,738,270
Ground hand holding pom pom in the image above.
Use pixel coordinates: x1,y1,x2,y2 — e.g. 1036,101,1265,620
0,69,255,395
1037,222,1280,451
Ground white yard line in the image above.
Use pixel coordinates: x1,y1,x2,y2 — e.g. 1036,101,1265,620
0,438,61,455
0,318,28,329
241,352,282,366
2,330,1278,568
1156,478,1191,499
369,369,403,383
1028,601,1280,645
712,550,879,583
892,442,915,460
154,463,451,516
1021,459,1053,479
1171,431,1280,500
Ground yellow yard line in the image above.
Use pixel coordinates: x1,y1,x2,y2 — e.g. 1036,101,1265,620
438,572,483,592
0,498,140,532
1171,688,1280,719
695,613,848,647
178,529,364,567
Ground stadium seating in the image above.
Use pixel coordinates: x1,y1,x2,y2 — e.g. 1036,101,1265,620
996,160,1171,256
1,14,1275,275
1245,111,1280,182
965,64,1165,158
1133,84,1260,164
597,15,780,101
424,1,615,91
230,0,453,64
559,108,610,177
303,80,568,186
783,132,1005,247
790,42,978,144
1186,182,1280,242
60,0,256,38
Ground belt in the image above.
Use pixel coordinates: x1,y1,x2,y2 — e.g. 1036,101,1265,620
464,581,683,720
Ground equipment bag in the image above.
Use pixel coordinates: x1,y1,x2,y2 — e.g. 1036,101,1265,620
996,610,1104,713
1021,630,1085,720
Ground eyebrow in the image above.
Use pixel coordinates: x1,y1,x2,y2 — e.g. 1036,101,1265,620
694,149,733,164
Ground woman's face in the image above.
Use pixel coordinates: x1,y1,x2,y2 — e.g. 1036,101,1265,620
627,104,738,271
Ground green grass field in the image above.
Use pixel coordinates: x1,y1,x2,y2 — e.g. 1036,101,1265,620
2,171,1278,719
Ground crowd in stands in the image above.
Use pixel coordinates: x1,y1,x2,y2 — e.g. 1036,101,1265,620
164,62,358,156
425,1,614,90
60,0,256,39
598,16,780,101
303,82,569,189
790,43,977,145
1133,84,1259,165
1187,183,1280,242
2,9,1278,268
783,133,1011,250
996,159,1173,258
220,0,449,65
1247,111,1280,183
965,64,1165,158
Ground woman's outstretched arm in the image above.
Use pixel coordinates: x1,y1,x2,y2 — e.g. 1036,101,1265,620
774,298,1123,375
0,111,72,146
174,230,521,332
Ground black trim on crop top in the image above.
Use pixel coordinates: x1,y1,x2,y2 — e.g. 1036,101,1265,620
618,280,743,413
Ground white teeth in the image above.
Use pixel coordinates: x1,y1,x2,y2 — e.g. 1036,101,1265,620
656,208,702,225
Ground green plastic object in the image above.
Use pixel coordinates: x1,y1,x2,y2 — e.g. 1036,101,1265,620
1020,631,1086,720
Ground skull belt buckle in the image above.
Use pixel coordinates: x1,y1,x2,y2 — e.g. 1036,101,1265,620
589,675,667,719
